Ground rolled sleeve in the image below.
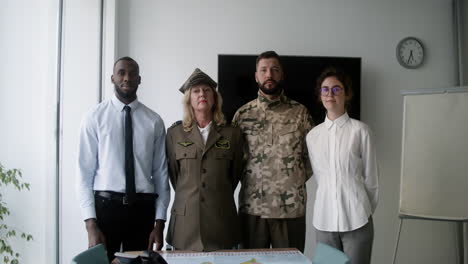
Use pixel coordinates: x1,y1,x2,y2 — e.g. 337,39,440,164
76,113,98,220
362,128,379,213
303,111,314,180
152,122,170,220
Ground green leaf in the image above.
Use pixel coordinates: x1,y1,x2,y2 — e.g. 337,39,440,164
0,163,32,264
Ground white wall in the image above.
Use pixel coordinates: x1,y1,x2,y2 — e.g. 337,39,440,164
463,0,468,85
59,0,103,263
461,2,468,263
0,0,58,263
1,1,461,263
114,0,459,263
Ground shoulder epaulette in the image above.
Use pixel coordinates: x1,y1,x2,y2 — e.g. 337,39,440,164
169,120,182,129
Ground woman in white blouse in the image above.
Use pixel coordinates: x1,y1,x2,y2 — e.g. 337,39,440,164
306,67,379,264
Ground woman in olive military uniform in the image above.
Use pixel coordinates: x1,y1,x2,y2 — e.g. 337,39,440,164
165,68,244,251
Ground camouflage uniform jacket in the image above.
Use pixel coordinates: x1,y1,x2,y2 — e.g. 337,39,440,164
232,92,313,218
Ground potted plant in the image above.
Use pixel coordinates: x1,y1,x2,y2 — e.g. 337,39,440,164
0,163,33,264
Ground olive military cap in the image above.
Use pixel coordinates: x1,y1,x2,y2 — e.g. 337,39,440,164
179,68,217,94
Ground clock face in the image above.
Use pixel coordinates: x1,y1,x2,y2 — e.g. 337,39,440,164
396,37,424,69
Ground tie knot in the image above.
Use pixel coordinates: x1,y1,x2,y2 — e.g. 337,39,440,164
124,105,131,113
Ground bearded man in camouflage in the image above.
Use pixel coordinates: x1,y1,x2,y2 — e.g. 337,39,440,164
232,51,313,252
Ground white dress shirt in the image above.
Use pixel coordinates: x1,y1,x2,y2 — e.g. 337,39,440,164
197,121,212,145
76,94,170,221
306,112,379,232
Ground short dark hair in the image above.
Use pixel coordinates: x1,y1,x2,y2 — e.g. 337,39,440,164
316,66,353,104
113,56,140,73
256,51,282,68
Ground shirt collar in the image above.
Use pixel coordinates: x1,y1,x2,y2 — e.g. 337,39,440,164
257,90,286,110
324,112,349,129
111,93,140,112
197,121,213,132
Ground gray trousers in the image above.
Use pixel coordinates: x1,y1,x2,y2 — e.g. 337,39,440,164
315,217,374,264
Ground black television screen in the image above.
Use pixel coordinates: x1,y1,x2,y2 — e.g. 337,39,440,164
218,54,361,125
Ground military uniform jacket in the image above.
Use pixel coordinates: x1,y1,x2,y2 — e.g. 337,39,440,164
232,92,313,219
165,122,244,251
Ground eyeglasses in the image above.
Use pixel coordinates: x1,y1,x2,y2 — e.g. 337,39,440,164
320,86,343,96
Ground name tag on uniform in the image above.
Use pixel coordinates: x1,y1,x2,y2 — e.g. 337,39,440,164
215,139,230,149
178,141,194,147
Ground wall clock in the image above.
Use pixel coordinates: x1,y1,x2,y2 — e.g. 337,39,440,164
396,37,425,69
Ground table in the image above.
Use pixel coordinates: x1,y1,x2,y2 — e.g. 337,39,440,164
137,248,312,264
115,248,311,264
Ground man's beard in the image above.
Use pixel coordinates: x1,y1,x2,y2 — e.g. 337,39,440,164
115,85,138,100
259,79,283,96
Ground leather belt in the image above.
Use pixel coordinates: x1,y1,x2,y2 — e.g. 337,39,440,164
95,191,158,205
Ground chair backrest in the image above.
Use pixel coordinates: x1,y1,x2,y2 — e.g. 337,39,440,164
71,244,109,264
312,243,351,264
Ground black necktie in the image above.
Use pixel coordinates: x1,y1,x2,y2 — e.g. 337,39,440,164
124,105,136,203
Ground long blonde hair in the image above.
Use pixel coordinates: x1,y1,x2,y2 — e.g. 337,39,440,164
182,86,226,132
